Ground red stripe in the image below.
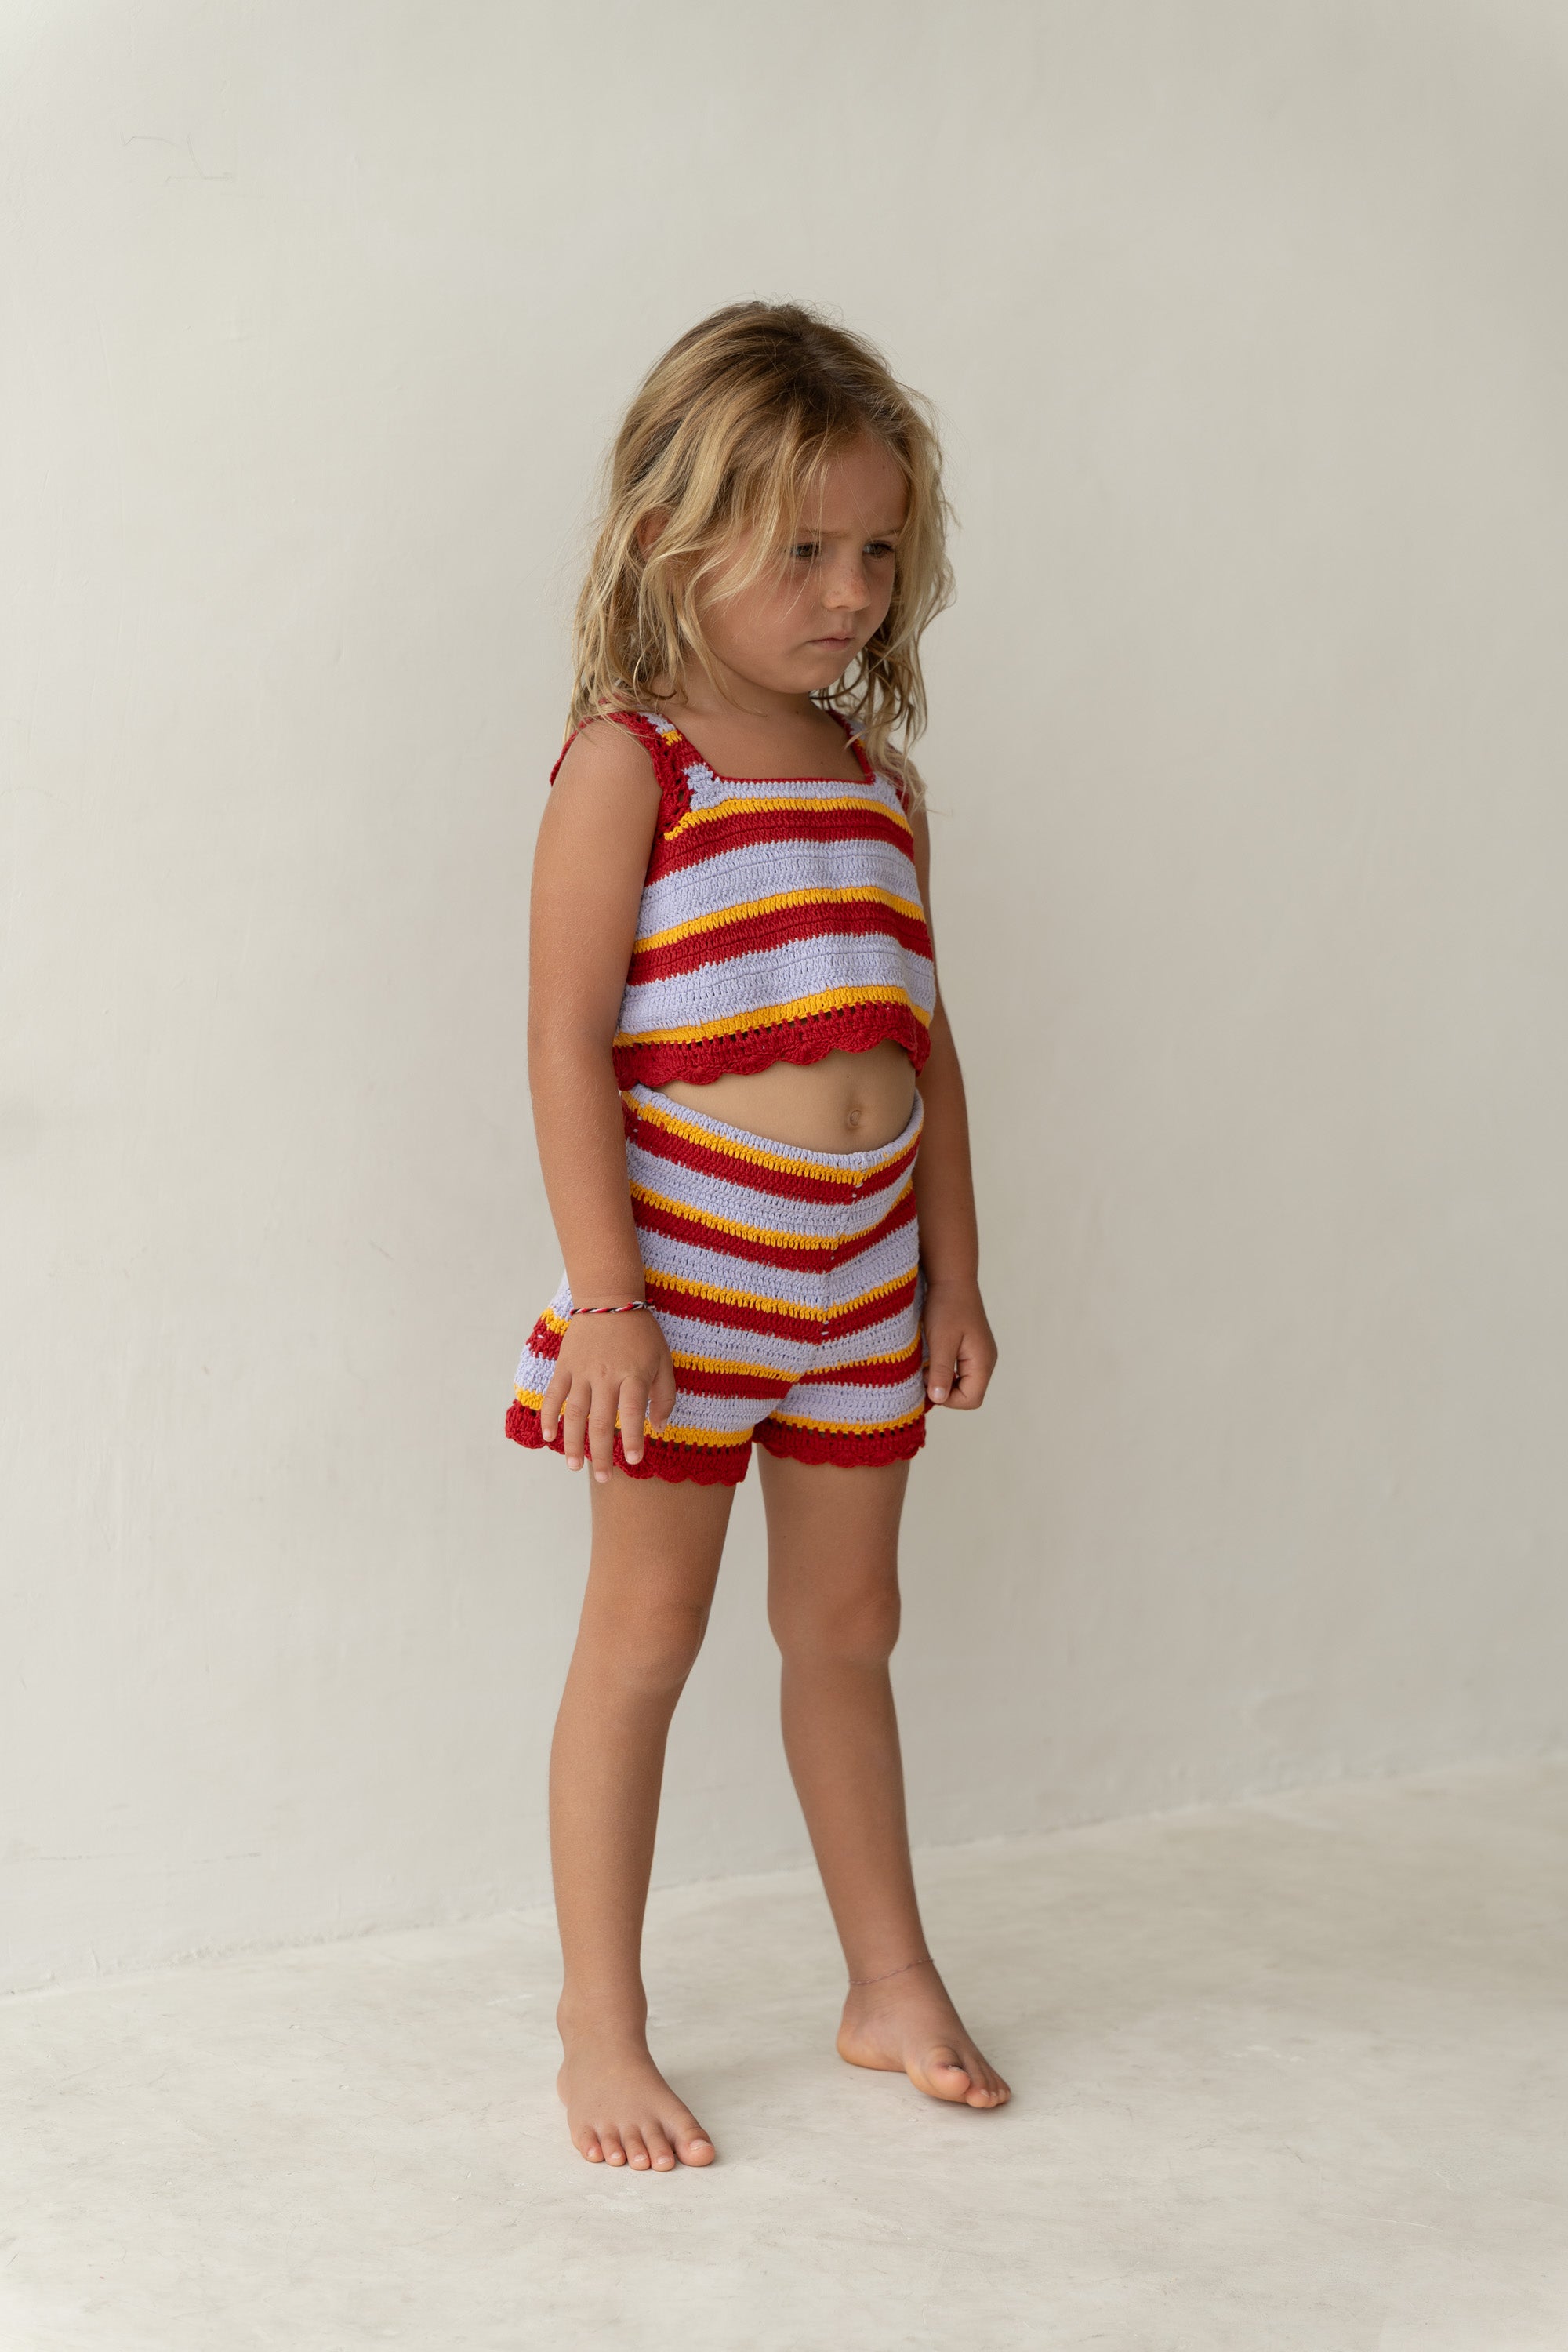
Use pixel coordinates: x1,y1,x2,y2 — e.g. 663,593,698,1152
648,801,912,880
630,1112,920,1205
522,1317,563,1363
753,1413,927,1468
616,1003,928,1087
666,1334,922,1404
645,1269,919,1345
671,1363,791,1401
631,1182,916,1274
823,1275,920,1338
630,898,932,985
789,1340,925,1390
644,1276,817,1345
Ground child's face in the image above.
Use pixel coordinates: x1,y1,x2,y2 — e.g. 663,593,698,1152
702,434,908,698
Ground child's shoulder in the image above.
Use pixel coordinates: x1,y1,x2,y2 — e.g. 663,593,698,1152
550,710,698,844
550,710,669,791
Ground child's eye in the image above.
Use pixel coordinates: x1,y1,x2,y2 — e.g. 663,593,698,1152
790,543,821,561
865,541,896,561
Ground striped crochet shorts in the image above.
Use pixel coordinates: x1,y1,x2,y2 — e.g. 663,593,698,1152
505,1083,928,1485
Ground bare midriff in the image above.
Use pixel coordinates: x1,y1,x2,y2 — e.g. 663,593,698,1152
655,1037,918,1154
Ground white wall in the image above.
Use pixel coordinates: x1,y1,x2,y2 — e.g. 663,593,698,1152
5,0,1566,1991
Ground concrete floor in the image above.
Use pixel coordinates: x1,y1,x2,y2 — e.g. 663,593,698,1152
2,1760,1565,2352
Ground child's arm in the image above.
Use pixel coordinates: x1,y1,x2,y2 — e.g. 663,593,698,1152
908,807,998,1411
528,724,679,1479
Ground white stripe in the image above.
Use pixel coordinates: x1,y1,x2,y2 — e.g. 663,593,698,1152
637,1212,920,1307
626,1148,914,1243
649,1297,920,1377
619,941,936,1038
775,1368,929,1426
638,841,921,937
652,1387,777,1437
526,1204,918,1328
681,767,907,822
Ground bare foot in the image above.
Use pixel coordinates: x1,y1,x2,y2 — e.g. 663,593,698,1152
837,1962,1011,2110
557,2034,716,2170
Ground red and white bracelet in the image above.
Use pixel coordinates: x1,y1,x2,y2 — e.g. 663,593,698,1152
564,1301,651,1318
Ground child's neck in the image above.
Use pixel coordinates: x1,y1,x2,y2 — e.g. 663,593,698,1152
657,663,858,780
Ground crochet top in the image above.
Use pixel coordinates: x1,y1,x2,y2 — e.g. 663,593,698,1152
552,708,936,1089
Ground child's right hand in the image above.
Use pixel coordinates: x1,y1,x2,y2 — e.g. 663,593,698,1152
539,1308,679,1483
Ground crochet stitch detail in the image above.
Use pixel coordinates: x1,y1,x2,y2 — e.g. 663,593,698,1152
554,708,935,1089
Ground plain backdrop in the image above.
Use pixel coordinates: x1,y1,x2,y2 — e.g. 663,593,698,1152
5,0,1566,1990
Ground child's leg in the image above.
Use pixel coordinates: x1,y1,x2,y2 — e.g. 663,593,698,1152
552,1468,735,2169
757,1451,1011,2111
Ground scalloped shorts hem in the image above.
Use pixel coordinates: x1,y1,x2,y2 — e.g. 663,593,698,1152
504,1399,926,1484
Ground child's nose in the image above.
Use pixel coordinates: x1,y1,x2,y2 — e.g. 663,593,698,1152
823,559,869,611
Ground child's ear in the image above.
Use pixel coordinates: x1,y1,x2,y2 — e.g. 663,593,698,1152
636,508,671,557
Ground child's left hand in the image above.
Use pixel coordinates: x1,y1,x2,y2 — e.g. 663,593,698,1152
922,1279,998,1410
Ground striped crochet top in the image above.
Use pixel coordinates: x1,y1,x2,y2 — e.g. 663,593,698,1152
553,708,937,1090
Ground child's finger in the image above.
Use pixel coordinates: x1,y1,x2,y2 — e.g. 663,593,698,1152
587,1385,619,1484
560,1381,591,1470
539,1359,572,1443
945,1341,978,1407
649,1354,678,1432
925,1326,960,1404
617,1375,650,1465
954,1338,993,1408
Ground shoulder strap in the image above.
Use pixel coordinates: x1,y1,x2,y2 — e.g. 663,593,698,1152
829,708,902,800
549,708,697,829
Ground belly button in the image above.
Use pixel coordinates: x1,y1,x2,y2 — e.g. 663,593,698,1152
845,1107,862,1132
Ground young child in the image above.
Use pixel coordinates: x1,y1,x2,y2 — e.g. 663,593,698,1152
507,302,1006,2169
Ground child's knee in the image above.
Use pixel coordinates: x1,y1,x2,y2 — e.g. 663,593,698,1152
612,1595,711,1694
771,1580,901,1670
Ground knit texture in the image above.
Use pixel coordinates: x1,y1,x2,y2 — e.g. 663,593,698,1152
506,1085,929,1483
551,711,937,1089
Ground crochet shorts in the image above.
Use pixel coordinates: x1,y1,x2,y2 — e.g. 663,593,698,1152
505,1083,928,1484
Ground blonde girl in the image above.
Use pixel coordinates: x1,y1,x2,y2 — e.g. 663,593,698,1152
508,302,1007,2169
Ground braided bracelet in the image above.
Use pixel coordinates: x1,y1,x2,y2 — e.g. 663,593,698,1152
564,1301,651,1318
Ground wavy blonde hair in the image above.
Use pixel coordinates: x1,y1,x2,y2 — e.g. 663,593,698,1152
567,302,954,798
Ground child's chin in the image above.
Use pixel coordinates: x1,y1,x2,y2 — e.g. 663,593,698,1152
795,650,855,688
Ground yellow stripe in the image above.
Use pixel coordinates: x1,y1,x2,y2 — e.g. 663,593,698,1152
644,1266,916,1323
635,885,927,955
616,986,930,1051
662,791,912,842
528,1266,915,1336
629,1176,913,1251
668,1339,918,1380
624,1091,919,1186
643,1423,753,1448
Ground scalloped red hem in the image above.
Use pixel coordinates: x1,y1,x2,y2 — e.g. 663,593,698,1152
504,1400,750,1486
753,1412,927,1469
615,1004,927,1090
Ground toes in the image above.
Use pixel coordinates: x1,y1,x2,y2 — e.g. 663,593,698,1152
600,2129,627,2166
643,2122,677,2172
579,2129,604,2163
674,2120,716,2165
623,2128,652,2171
960,2058,1011,2107
920,2046,975,2103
